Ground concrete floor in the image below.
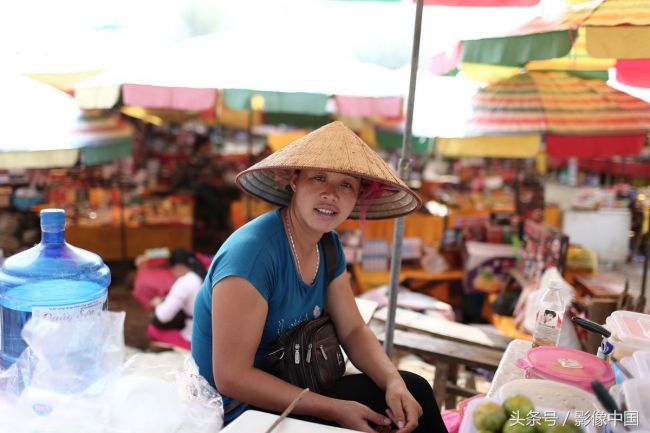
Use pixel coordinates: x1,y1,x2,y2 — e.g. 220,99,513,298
106,261,151,351
105,260,490,411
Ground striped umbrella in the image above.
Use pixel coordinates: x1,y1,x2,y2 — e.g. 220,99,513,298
0,75,134,169
421,71,650,158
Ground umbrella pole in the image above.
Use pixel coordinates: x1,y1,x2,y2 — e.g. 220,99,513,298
383,0,424,358
247,107,254,222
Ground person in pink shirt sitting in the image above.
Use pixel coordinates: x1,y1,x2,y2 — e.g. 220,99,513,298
147,248,206,350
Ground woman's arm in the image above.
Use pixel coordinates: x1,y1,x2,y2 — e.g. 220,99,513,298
326,274,423,433
212,276,390,432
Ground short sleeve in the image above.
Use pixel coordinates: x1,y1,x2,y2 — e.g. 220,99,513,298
209,234,277,301
330,231,347,281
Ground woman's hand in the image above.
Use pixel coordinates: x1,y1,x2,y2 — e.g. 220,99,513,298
150,296,163,308
384,378,423,433
332,400,392,433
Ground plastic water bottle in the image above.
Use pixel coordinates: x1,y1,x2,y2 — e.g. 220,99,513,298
0,209,110,368
532,280,566,348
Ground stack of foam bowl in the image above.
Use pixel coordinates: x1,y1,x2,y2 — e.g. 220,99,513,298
605,311,650,359
497,378,603,416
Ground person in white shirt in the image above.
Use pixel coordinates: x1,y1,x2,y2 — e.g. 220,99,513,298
147,248,206,350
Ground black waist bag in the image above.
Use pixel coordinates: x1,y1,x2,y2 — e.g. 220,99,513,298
262,233,345,393
263,315,345,393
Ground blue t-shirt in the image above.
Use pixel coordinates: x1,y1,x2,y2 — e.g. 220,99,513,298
192,209,346,421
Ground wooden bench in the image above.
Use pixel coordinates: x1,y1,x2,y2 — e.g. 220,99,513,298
376,329,503,409
372,306,509,409
373,306,512,351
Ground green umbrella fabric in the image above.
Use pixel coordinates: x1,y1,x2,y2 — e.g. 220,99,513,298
462,30,577,66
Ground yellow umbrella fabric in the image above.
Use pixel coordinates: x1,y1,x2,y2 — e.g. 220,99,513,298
437,135,541,158
584,0,650,59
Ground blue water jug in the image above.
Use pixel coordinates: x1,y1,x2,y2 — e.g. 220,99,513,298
0,209,110,368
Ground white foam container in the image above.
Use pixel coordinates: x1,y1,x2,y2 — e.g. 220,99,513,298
497,379,602,415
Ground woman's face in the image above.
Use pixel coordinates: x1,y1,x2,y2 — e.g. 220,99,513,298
290,169,361,232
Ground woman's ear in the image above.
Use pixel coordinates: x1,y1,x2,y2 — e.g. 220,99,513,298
289,171,299,192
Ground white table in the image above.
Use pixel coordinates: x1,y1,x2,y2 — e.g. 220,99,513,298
221,410,362,433
486,339,531,397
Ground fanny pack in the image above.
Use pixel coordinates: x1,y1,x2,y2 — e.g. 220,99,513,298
262,232,345,393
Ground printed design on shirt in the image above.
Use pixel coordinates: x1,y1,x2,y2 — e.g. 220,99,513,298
276,311,313,337
276,318,285,337
313,305,321,318
288,313,310,330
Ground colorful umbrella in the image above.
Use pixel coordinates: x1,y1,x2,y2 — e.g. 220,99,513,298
0,75,134,169
75,32,406,118
525,28,615,79
460,0,650,68
422,0,540,4
414,71,650,158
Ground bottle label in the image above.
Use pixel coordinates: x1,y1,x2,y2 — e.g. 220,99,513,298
597,338,614,361
533,308,563,347
31,294,107,322
536,308,562,329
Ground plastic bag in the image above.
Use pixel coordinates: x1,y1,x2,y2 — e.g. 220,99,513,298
0,311,125,401
0,311,223,433
114,352,223,433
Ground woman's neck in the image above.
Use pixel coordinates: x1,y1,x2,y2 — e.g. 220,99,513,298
284,207,321,254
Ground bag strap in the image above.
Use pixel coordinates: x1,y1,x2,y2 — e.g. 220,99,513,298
321,232,338,284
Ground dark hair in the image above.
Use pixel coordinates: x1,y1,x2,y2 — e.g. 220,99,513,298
169,248,207,279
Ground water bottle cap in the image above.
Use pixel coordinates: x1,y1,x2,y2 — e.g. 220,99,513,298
40,209,66,229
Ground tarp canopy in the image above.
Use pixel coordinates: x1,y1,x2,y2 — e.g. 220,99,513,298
422,0,540,4
75,32,407,118
0,75,134,169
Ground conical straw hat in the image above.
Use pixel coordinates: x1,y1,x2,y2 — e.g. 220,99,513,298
236,121,421,219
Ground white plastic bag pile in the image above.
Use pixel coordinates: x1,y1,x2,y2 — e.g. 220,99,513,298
0,311,223,433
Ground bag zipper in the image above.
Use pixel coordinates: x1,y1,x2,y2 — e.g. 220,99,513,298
319,344,328,360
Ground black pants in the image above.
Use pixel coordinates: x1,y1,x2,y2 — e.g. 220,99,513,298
256,371,448,433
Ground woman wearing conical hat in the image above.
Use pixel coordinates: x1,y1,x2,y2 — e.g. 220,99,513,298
192,122,447,433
